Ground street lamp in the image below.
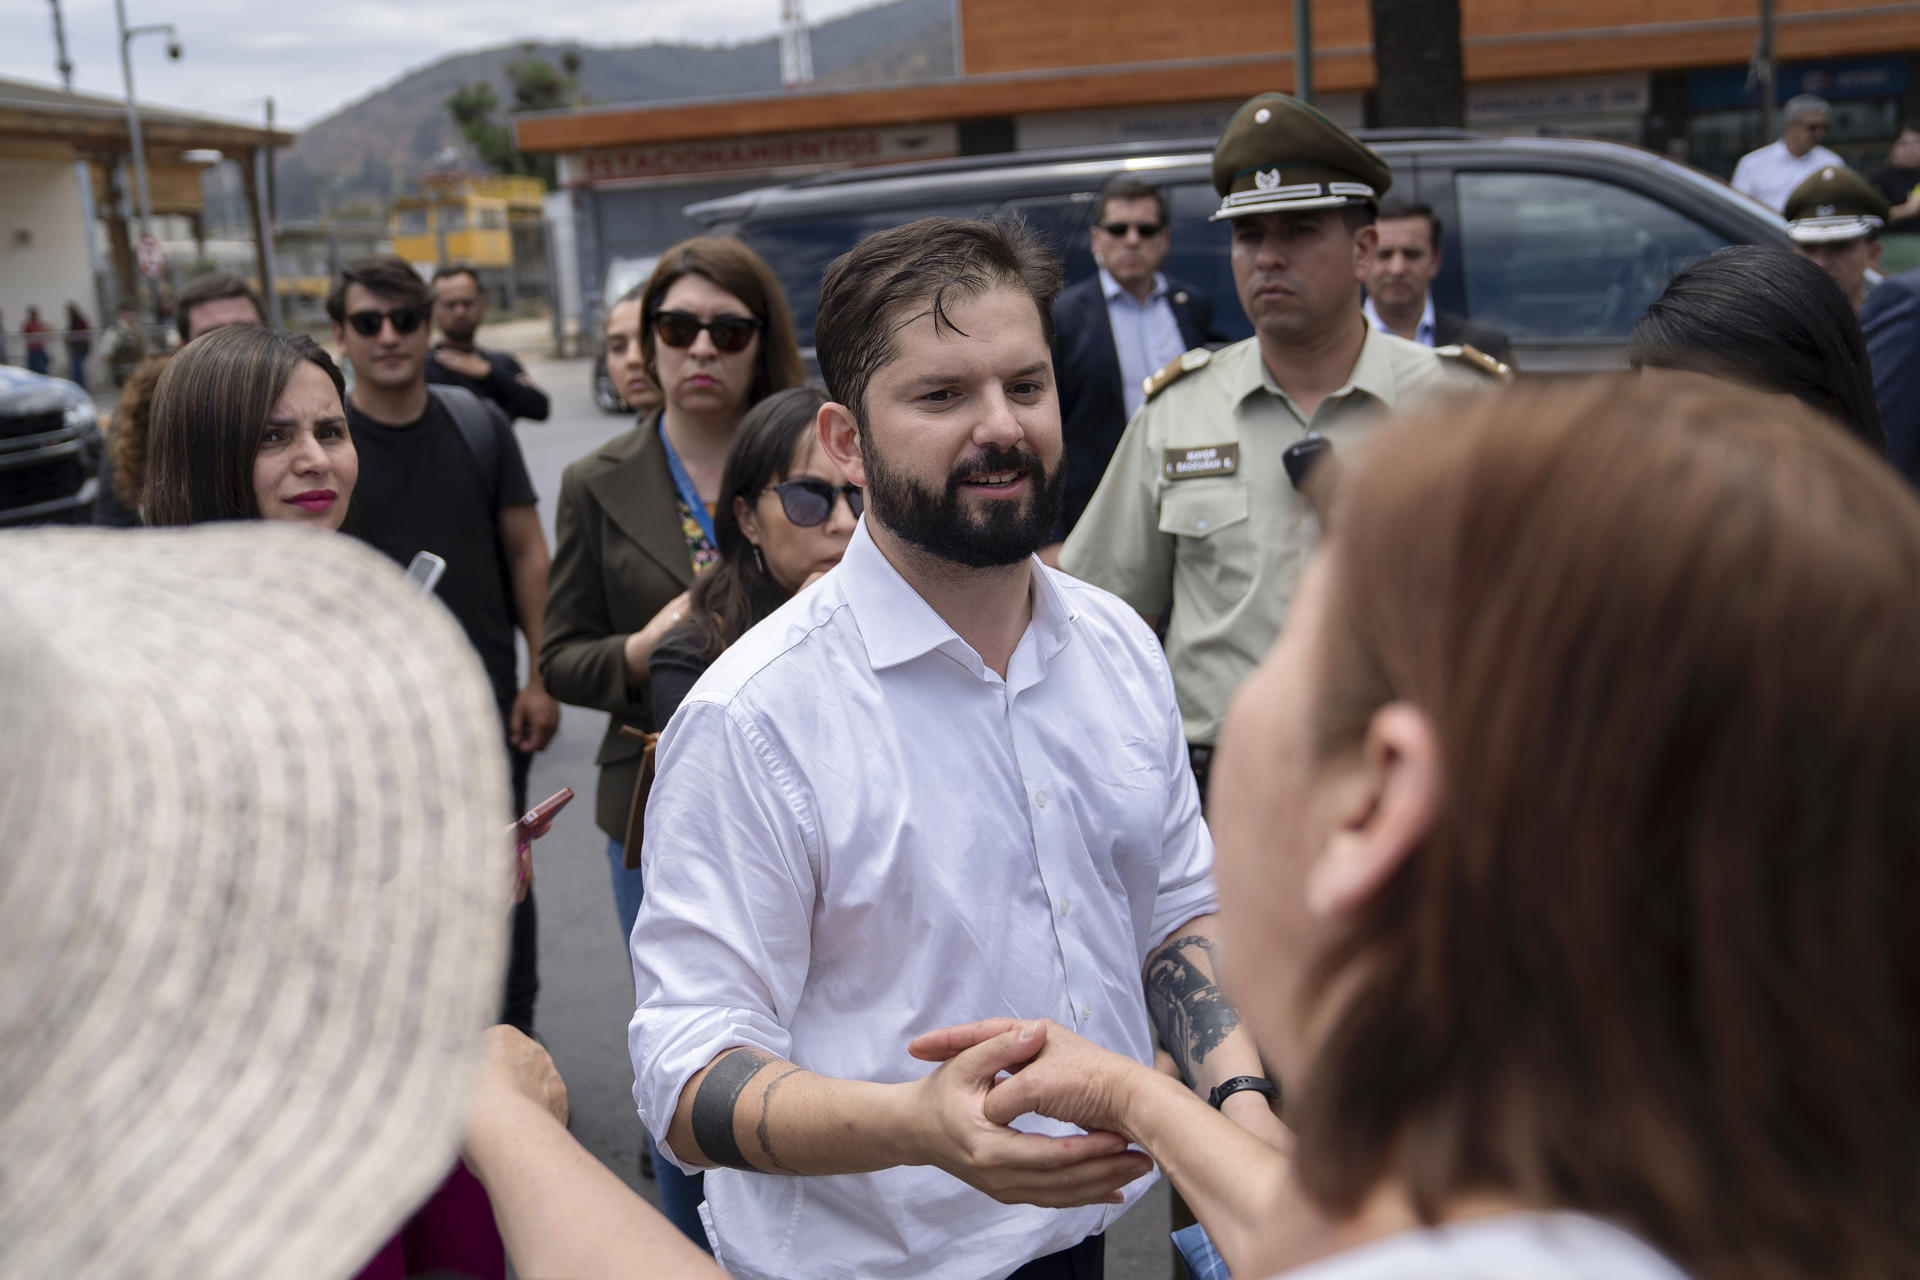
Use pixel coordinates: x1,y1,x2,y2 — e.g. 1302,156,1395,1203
115,0,179,311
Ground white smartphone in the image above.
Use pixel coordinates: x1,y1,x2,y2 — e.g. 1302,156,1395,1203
404,551,447,596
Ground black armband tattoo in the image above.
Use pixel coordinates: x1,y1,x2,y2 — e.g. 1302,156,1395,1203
691,1048,775,1170
1144,933,1239,1089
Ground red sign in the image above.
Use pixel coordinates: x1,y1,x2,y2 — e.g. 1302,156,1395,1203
136,234,166,280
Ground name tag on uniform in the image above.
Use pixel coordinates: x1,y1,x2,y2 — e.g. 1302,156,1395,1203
1163,444,1240,480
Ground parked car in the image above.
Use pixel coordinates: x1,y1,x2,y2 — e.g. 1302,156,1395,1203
686,131,1793,373
591,254,660,413
0,366,102,526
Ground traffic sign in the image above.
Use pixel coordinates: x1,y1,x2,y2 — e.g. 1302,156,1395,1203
136,234,166,280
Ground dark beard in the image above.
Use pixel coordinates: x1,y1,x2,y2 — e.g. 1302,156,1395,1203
861,435,1065,569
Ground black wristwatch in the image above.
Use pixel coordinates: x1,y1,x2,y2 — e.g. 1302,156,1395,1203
1207,1075,1279,1110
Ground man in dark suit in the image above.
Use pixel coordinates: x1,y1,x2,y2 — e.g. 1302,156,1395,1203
1861,267,1920,482
1363,199,1514,365
1048,175,1215,549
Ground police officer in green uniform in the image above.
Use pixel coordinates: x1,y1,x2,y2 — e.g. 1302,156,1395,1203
1061,92,1498,790
1785,164,1890,311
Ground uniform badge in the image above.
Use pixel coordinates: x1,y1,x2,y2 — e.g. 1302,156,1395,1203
1163,443,1240,480
1255,169,1281,191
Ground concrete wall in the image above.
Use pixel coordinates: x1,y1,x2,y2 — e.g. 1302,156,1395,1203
0,156,96,362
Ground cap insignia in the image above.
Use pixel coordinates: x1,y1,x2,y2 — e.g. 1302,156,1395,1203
1255,169,1281,191
1818,204,1836,215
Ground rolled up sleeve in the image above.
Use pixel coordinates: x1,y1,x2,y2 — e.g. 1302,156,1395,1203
1144,644,1217,958
628,697,818,1171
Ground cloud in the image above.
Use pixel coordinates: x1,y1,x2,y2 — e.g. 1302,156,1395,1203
5,0,884,127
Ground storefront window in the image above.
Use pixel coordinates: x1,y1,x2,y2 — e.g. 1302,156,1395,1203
395,208,428,237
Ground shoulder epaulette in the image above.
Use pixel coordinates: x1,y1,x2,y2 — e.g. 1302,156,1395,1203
1142,347,1213,401
1433,343,1515,383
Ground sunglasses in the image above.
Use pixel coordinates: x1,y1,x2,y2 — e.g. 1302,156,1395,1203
345,306,430,337
652,310,763,353
1099,221,1165,238
765,478,862,527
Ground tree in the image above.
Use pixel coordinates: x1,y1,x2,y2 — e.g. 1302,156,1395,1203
1367,0,1465,128
445,49,584,185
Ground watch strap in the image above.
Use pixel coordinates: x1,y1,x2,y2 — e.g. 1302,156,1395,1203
1207,1074,1278,1110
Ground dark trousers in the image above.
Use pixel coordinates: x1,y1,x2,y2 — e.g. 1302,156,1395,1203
500,737,539,1035
1009,1234,1104,1280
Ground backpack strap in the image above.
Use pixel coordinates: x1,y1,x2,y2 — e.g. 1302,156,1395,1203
427,384,506,505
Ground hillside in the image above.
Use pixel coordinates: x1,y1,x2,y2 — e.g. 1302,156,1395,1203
270,0,955,221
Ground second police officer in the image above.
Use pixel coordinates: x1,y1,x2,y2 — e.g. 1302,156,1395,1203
1062,93,1503,796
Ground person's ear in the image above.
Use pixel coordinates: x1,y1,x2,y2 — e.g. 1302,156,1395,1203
329,321,344,349
1352,224,1380,281
819,401,867,488
1305,702,1440,919
734,492,761,545
1867,240,1884,270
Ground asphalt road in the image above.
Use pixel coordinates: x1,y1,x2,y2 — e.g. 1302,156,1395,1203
509,343,1177,1280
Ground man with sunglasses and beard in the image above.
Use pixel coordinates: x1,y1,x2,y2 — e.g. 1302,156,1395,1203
628,215,1286,1280
328,254,559,1035
1047,175,1215,556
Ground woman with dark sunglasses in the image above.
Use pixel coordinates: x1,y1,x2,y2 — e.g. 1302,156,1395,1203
648,386,856,725
540,237,804,1249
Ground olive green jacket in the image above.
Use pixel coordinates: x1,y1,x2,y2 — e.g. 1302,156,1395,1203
540,414,694,837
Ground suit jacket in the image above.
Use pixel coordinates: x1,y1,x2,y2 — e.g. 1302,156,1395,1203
1862,269,1920,483
540,413,696,836
1052,273,1215,536
1434,311,1514,366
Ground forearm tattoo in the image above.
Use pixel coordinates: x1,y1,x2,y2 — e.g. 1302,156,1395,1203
755,1066,804,1175
1144,934,1239,1089
691,1048,775,1170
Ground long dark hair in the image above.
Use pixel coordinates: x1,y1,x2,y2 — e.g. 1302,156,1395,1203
683,386,831,661
1630,245,1884,452
638,237,806,409
144,326,347,526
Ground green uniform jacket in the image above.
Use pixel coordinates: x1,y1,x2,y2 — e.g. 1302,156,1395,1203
540,413,695,838
1060,326,1488,746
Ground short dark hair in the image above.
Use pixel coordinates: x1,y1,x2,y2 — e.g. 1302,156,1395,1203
637,237,805,409
1093,174,1169,227
682,385,833,662
174,273,265,344
431,264,482,288
1630,245,1883,451
1375,199,1441,251
144,326,347,526
326,255,431,323
816,213,1064,423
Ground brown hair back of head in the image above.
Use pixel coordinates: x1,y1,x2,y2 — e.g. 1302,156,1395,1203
1296,372,1920,1280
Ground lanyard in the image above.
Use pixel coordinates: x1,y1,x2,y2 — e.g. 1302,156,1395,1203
658,419,717,546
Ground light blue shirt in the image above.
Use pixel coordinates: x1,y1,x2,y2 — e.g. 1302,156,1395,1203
1103,267,1188,419
1363,293,1436,347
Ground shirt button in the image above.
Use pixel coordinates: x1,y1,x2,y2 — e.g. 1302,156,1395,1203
1195,517,1209,532
1058,897,1071,917
1080,1003,1092,1022
1035,790,1049,808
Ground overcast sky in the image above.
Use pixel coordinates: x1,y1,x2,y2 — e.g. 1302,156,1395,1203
4,0,889,128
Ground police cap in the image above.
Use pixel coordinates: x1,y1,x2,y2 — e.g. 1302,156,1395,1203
1210,93,1393,222
1784,165,1889,243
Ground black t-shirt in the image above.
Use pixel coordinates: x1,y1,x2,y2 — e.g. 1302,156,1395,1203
424,345,551,422
1870,164,1920,233
345,393,538,706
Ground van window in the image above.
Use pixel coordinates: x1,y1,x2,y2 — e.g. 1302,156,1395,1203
1454,171,1726,340
738,202,994,347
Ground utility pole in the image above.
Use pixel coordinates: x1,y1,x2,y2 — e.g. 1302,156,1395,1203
114,0,179,315
1294,0,1313,104
48,0,74,91
258,97,281,327
1755,0,1778,145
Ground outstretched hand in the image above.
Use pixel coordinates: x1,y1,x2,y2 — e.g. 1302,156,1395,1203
910,1019,1153,1148
474,1024,569,1128
906,1021,1153,1208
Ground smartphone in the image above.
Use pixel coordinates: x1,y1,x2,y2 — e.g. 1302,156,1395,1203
404,551,447,596
516,786,574,839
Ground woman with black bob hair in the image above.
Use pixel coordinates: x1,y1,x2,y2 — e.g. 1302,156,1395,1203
1630,244,1884,452
144,325,356,529
648,383,857,743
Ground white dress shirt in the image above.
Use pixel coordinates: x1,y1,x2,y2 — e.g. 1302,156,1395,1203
630,519,1217,1280
1267,1212,1690,1280
1731,138,1844,211
1362,293,1436,347
1103,267,1189,419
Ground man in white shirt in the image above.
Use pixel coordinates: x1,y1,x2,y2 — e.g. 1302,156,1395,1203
1731,94,1844,211
630,214,1284,1280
